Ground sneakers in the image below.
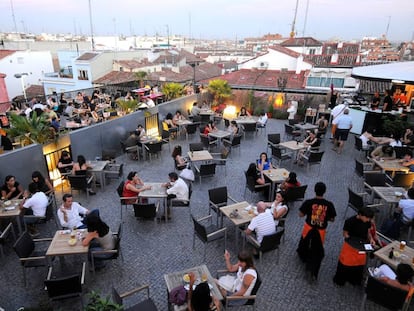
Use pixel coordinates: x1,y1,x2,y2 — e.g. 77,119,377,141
88,190,96,195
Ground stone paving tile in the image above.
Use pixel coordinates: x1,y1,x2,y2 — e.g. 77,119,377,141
0,119,392,310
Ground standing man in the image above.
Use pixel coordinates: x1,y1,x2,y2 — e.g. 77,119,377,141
297,182,336,281
332,108,352,154
58,193,90,229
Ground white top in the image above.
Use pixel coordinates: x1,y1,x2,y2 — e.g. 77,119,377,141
234,267,257,296
331,103,346,120
400,198,414,223
147,99,155,107
166,178,189,201
58,202,89,228
333,114,352,129
268,202,288,226
359,134,370,148
23,192,48,216
287,105,297,120
258,113,268,125
32,103,45,111
247,211,276,243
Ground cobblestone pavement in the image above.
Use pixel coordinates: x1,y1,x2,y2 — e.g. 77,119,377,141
0,119,397,310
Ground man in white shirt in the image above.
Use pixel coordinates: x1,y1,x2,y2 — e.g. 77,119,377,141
163,172,189,220
332,108,352,154
398,188,414,224
20,183,48,235
245,204,276,244
58,193,89,229
257,112,268,126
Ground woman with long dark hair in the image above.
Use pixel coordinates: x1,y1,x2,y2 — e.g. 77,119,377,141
172,145,187,169
31,171,53,194
72,155,95,195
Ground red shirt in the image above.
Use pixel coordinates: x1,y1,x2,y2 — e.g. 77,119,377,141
122,180,137,198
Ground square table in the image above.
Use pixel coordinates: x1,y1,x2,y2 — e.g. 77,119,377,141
371,186,405,220
208,130,231,146
138,182,168,218
164,264,223,311
294,123,318,133
263,168,290,201
371,159,409,176
278,140,307,163
139,136,162,160
187,150,213,162
220,201,253,249
89,160,109,190
234,116,258,125
0,199,23,234
374,240,414,270
46,229,89,257
175,119,193,138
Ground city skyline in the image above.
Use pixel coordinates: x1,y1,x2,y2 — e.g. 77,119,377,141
1,0,413,42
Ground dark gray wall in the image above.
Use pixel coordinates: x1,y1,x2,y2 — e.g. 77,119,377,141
0,144,47,190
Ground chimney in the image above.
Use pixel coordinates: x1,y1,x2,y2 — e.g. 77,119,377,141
0,73,10,103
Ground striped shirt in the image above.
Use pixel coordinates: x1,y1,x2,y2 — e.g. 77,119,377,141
248,212,276,243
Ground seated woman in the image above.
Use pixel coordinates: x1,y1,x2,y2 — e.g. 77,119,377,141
279,172,301,192
370,145,396,160
258,191,288,227
227,120,240,139
188,272,221,311
172,145,187,170
82,213,115,270
217,250,257,306
375,263,414,292
203,120,217,135
122,171,151,204
164,112,177,129
72,155,96,195
238,107,251,117
246,162,265,185
172,110,185,126
257,152,273,172
31,171,53,194
295,130,318,165
1,175,24,200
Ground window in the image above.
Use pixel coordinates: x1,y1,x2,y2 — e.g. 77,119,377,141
307,77,344,88
309,49,316,55
78,70,89,80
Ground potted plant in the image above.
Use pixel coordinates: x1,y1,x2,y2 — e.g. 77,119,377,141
207,79,232,110
115,99,138,114
161,82,184,101
85,291,122,311
268,104,274,118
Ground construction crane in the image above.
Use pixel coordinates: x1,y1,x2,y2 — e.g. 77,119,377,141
290,0,300,38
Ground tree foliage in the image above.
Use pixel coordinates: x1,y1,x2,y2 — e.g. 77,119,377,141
6,112,55,145
134,71,148,88
207,79,232,104
161,82,184,101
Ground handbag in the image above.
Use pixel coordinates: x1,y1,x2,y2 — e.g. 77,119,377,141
169,285,187,305
180,168,195,182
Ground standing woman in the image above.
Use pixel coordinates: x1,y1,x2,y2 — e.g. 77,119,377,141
1,175,24,200
333,208,375,286
31,171,53,194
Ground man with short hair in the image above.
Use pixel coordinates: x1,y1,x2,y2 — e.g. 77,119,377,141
245,202,276,244
58,193,89,229
163,172,189,219
297,182,336,281
398,188,414,224
333,108,352,154
190,102,201,116
20,182,49,235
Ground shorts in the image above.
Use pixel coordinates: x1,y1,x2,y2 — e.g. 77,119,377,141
334,129,350,141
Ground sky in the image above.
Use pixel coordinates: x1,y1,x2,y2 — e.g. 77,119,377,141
1,0,413,42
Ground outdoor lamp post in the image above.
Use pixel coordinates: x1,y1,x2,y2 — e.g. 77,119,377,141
187,60,202,94
14,73,28,103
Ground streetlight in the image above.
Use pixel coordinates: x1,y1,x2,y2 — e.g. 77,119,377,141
187,60,203,94
14,73,28,103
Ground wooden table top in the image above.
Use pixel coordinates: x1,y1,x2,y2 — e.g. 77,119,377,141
294,123,319,131
220,201,253,226
374,240,414,270
372,159,409,173
187,150,213,162
164,264,223,311
234,117,258,124
138,182,167,198
175,119,193,126
0,199,22,217
46,229,89,257
372,186,406,204
279,141,307,151
263,168,290,183
208,130,231,139
199,110,215,115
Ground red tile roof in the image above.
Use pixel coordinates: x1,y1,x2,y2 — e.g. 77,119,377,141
268,45,301,58
0,50,16,60
202,69,306,90
94,71,137,84
76,52,99,61
114,59,151,70
280,37,322,47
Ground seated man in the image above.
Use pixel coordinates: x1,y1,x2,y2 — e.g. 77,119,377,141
20,182,48,235
257,112,268,127
397,188,414,224
400,151,414,172
370,145,396,160
371,263,414,292
190,102,201,116
58,193,90,229
245,203,276,246
163,172,189,219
